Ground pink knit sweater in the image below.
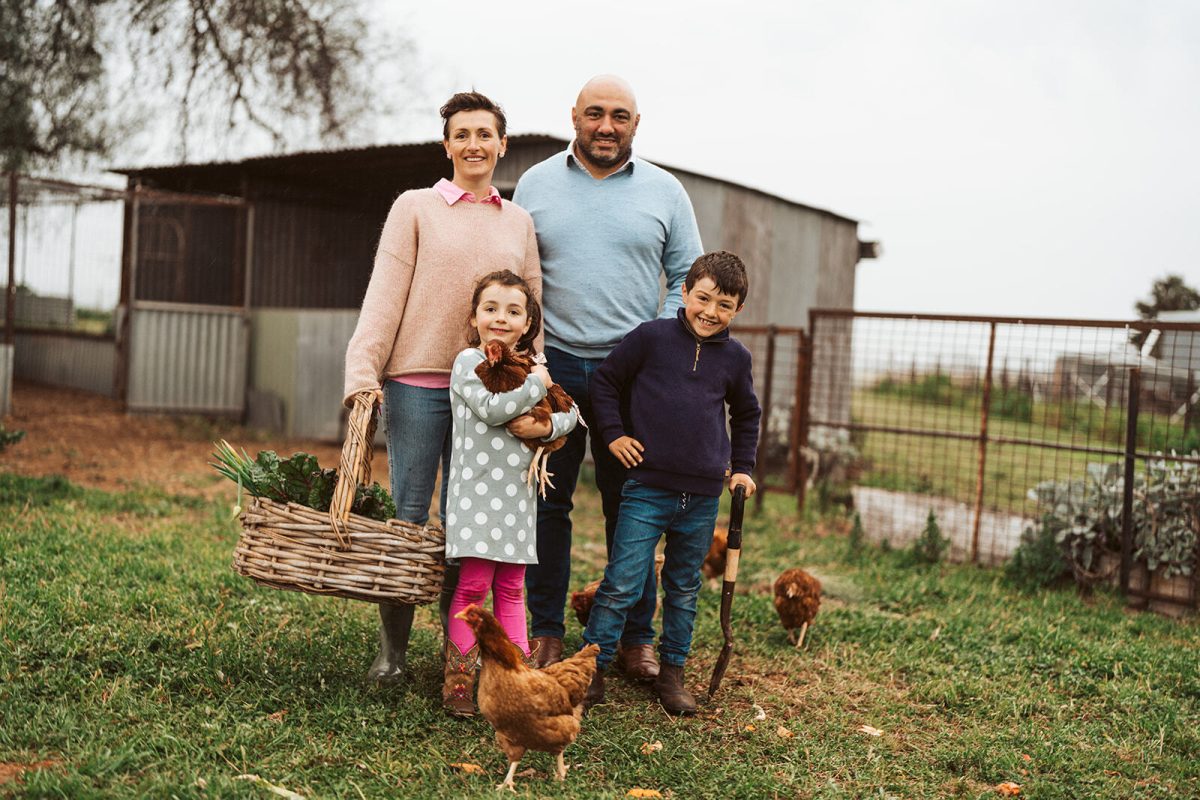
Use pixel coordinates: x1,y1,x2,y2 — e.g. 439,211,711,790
343,187,542,405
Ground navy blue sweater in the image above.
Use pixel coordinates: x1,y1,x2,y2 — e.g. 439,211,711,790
592,310,762,496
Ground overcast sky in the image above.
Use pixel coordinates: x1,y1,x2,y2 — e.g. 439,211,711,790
375,0,1199,321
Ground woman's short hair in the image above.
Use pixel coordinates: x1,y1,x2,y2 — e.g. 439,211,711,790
440,92,507,139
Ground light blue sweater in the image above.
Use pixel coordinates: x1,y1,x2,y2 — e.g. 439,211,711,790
513,147,703,358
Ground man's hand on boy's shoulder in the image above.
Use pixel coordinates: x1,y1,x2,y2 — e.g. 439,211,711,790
608,436,645,468
729,472,756,498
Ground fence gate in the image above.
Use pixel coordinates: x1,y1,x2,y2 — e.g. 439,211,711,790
122,187,251,415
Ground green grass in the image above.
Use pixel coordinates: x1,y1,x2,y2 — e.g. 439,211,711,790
2,471,1198,798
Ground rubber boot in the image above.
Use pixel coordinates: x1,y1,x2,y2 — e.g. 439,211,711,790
583,668,605,711
442,643,478,717
654,663,697,716
366,602,414,685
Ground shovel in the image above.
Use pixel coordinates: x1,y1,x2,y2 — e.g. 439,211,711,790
707,484,746,698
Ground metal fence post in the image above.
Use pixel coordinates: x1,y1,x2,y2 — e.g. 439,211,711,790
1120,367,1140,595
797,315,817,512
6,173,16,347
970,321,997,563
755,324,777,514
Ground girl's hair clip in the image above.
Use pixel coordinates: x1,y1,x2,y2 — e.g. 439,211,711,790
531,352,548,365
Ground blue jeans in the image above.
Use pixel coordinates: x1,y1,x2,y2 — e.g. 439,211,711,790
583,480,719,669
526,347,657,643
383,381,451,526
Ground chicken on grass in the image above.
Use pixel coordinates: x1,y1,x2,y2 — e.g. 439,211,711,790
773,568,821,648
454,604,600,791
474,340,577,498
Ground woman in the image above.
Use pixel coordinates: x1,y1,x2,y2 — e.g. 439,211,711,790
343,92,541,685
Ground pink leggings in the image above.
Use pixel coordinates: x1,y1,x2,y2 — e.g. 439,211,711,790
447,558,529,657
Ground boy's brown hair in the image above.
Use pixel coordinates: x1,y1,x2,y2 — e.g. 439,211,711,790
684,250,749,306
440,92,507,139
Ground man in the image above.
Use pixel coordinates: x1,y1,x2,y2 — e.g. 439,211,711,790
512,75,704,677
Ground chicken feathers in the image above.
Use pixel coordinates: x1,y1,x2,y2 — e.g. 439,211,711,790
773,568,821,649
454,604,599,790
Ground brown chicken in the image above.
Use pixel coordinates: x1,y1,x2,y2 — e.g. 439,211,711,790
455,604,599,790
701,523,729,579
475,339,576,497
570,553,666,627
773,568,821,648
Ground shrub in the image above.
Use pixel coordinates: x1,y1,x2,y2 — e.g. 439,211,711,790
909,509,949,565
0,425,24,452
1006,517,1068,591
844,511,866,562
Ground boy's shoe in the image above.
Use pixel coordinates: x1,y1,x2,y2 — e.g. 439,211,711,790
616,643,660,682
442,643,478,717
654,663,697,716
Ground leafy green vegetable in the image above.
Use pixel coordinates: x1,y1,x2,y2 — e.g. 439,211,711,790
211,440,396,522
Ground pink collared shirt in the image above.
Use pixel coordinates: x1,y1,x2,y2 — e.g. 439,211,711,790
434,177,502,206
392,179,502,390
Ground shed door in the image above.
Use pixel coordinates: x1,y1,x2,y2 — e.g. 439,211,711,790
123,190,250,415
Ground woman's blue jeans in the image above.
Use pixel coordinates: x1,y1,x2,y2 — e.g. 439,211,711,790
383,381,451,527
582,480,719,669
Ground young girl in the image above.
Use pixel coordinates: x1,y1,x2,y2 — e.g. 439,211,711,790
442,270,578,716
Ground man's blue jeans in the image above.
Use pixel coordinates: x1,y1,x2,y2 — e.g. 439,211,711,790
526,346,657,644
583,480,719,669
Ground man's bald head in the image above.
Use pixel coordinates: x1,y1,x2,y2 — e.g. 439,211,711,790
571,75,641,176
575,75,639,117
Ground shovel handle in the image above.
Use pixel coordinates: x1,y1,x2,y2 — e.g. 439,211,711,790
723,484,745,582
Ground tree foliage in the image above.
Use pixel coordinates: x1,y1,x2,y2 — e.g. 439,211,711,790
1135,274,1200,320
1,0,382,171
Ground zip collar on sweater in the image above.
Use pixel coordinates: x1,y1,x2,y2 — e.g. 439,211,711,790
675,308,729,371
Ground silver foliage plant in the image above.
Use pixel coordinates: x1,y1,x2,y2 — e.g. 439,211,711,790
1029,457,1200,581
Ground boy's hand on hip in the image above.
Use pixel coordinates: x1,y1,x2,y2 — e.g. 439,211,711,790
609,436,644,468
730,473,756,497
507,415,552,439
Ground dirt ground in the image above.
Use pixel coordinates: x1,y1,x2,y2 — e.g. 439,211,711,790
0,382,390,499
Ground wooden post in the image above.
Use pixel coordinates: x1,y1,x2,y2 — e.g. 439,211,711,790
797,318,817,512
1120,367,1140,595
970,321,997,563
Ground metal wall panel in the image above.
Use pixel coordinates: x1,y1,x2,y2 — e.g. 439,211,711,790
13,332,116,397
250,308,384,443
127,304,247,414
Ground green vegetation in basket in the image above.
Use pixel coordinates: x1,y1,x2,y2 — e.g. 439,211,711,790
0,424,24,452
210,440,396,522
1029,458,1200,581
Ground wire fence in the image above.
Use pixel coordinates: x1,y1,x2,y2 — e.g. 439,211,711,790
800,309,1200,610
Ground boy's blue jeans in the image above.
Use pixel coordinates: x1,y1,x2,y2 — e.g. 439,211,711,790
583,480,719,669
526,347,657,645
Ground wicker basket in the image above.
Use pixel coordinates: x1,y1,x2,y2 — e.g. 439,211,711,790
232,392,445,604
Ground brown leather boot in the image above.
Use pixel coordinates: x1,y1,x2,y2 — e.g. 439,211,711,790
616,643,660,682
442,643,478,717
530,636,563,668
583,669,605,711
654,663,696,716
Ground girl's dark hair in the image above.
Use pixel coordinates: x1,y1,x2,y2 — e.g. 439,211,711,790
440,91,507,139
466,270,541,353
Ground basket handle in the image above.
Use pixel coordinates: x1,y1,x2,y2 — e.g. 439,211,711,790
330,390,380,548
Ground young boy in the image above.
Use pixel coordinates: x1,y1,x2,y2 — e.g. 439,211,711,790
582,250,761,715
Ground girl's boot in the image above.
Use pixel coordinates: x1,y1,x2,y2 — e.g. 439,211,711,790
442,643,478,717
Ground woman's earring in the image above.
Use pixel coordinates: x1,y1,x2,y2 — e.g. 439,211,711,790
446,153,451,160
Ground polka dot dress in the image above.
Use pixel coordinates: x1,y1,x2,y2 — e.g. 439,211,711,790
446,348,578,564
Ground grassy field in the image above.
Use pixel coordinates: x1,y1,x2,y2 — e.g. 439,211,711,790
2,470,1198,798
